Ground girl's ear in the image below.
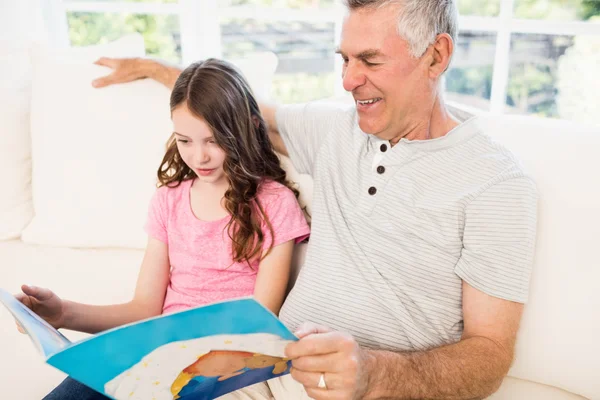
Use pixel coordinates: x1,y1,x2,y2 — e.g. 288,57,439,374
252,115,260,129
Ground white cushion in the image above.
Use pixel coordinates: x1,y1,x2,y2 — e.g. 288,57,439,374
0,0,47,240
474,114,600,400
0,40,34,240
488,376,587,400
22,45,280,249
0,0,117,241
226,52,278,101
21,35,169,249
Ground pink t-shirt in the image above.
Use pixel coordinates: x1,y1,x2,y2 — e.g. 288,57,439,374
145,178,310,314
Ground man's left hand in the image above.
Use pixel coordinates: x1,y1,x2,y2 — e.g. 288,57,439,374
285,322,372,400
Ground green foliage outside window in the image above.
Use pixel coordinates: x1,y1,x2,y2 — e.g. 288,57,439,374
67,0,600,112
68,12,181,64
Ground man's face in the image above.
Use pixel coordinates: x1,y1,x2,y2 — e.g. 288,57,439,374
339,5,433,142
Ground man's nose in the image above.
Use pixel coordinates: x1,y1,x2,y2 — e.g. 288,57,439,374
342,61,366,92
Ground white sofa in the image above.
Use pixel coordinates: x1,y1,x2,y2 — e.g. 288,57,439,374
2,111,600,400
1,39,599,400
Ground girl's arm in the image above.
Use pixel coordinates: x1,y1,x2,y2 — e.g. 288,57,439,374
253,240,295,315
19,237,170,335
62,237,170,333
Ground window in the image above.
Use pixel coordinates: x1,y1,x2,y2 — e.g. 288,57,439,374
220,18,336,102
62,0,600,124
67,11,182,63
446,31,497,110
452,0,600,125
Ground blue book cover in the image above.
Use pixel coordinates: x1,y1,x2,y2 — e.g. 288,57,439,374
0,288,297,400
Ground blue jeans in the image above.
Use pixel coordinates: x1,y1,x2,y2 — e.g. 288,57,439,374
43,377,110,400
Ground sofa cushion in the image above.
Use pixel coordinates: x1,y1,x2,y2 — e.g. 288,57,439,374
0,0,50,240
21,35,170,249
0,40,34,240
475,114,600,400
489,376,587,400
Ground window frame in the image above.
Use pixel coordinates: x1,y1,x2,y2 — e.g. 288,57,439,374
62,0,600,114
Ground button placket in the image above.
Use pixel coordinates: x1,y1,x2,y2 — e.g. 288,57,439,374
367,142,389,199
360,139,392,214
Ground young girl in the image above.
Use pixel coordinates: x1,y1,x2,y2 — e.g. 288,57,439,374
17,59,310,400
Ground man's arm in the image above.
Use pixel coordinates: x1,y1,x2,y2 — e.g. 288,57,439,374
91,57,289,156
286,281,523,400
361,282,522,399
260,101,288,156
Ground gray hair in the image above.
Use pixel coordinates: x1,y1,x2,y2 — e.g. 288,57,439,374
344,0,459,58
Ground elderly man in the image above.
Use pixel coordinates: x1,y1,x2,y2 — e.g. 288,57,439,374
47,1,537,399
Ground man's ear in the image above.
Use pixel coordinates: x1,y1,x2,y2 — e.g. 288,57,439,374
429,33,454,78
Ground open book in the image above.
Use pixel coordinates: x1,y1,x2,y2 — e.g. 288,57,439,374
0,288,297,400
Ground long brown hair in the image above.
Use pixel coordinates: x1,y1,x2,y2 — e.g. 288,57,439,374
158,59,299,265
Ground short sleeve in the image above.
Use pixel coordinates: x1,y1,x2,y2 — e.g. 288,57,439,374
454,177,538,303
261,184,310,249
144,187,168,244
275,101,348,176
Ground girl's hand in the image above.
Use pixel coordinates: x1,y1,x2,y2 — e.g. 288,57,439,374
15,285,66,331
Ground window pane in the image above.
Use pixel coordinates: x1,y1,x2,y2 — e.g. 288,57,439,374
506,33,600,124
271,72,335,103
67,12,181,64
457,0,501,17
514,0,600,21
445,31,496,111
219,0,334,8
221,18,336,103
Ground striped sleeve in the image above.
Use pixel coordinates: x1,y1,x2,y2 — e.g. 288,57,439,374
454,177,538,303
275,101,347,176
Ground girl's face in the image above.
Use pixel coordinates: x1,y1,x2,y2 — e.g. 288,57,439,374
172,104,227,185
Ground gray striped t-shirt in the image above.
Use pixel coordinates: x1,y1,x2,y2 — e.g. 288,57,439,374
276,102,538,352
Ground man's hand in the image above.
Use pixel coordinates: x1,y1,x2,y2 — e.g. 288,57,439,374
285,322,372,400
92,57,148,88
